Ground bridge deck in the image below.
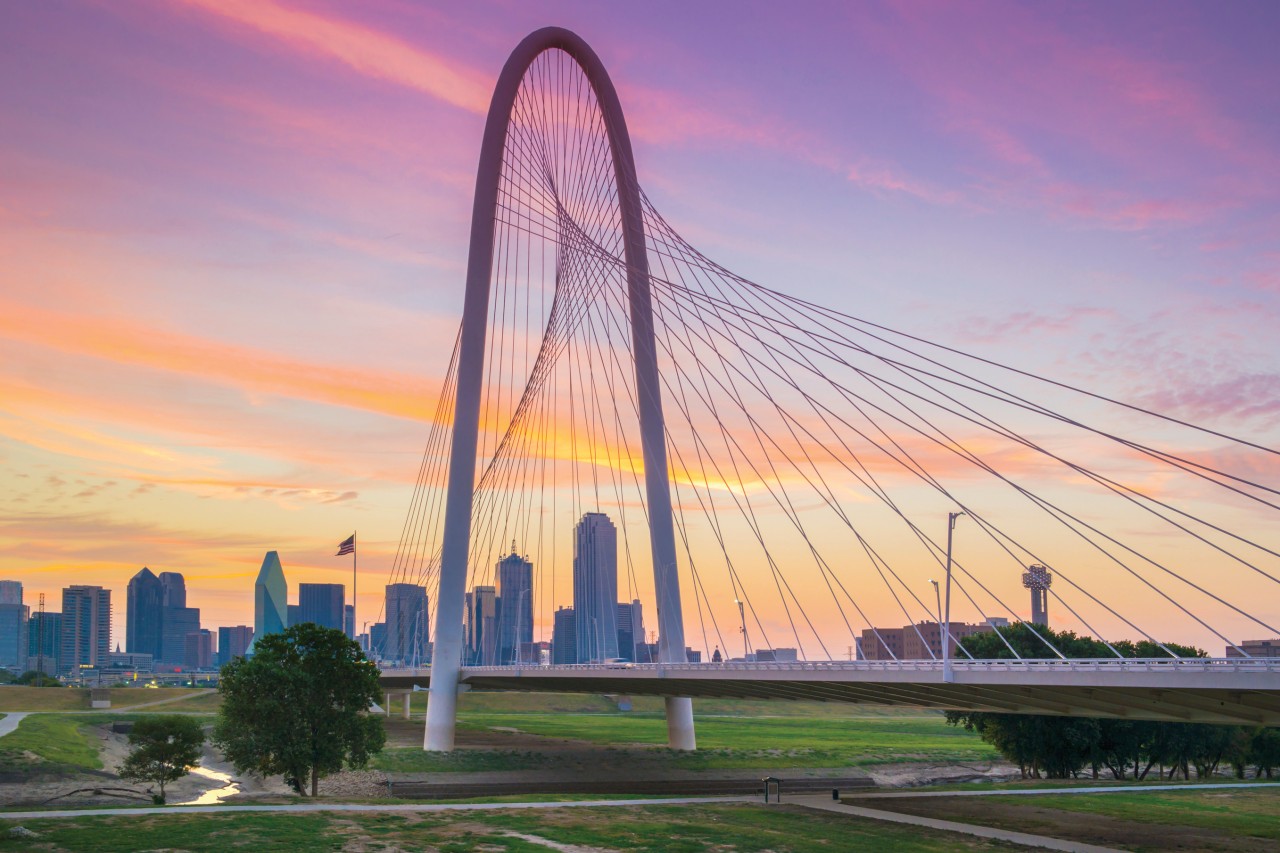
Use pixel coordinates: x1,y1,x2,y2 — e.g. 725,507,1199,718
379,660,1280,726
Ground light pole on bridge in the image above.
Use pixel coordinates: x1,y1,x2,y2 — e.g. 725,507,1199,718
734,598,750,660
944,511,965,683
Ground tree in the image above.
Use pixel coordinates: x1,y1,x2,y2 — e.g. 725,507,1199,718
118,715,205,804
16,670,61,687
947,624,1235,780
212,623,385,796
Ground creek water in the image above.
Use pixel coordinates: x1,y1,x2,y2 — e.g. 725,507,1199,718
177,764,239,805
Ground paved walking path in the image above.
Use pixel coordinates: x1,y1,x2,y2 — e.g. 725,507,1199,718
0,713,27,738
0,795,749,821
791,794,1123,853
843,780,1280,799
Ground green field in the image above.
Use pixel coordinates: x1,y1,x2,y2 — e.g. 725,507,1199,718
0,687,215,712
982,788,1280,841
372,707,998,772
2,803,1022,852
0,715,103,773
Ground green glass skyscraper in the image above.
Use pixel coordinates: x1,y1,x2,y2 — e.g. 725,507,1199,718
252,551,287,653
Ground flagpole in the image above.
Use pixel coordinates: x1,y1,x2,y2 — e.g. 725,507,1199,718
352,531,357,642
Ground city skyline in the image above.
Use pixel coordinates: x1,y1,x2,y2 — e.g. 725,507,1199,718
2,3,1278,653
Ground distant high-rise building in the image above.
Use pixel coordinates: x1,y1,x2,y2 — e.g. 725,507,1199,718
495,548,533,665
368,622,387,659
574,512,619,663
384,584,428,665
27,611,61,675
252,551,287,652
1022,565,1051,626
61,586,110,672
464,586,497,665
0,581,22,605
217,626,253,666
158,572,187,608
552,606,577,665
1226,638,1280,658
126,567,164,659
286,604,300,627
160,607,199,667
0,581,25,670
343,604,355,639
615,600,644,662
184,629,215,670
298,583,344,631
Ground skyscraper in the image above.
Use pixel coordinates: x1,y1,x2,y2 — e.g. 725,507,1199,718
158,572,187,608
126,567,164,659
184,629,215,670
464,585,497,665
343,604,355,639
0,581,25,670
217,625,253,666
61,585,110,672
298,583,345,631
252,551,287,652
495,547,533,665
616,599,643,663
552,606,577,664
27,611,61,675
573,512,619,663
160,606,199,667
0,581,21,605
384,583,428,666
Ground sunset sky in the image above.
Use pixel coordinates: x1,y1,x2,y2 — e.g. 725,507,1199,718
2,1,1278,655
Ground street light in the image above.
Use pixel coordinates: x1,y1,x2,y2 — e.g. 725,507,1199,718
734,599,750,660
943,511,965,683
928,578,942,632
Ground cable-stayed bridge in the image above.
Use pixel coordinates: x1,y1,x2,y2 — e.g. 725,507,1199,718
378,28,1280,750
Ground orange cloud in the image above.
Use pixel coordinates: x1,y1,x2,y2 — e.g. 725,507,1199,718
0,300,443,423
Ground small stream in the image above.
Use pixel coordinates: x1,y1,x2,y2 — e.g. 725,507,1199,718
177,765,240,805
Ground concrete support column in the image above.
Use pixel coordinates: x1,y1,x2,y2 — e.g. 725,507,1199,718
665,696,696,750
402,693,412,720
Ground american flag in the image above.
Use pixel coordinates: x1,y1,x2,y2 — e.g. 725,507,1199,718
335,534,355,556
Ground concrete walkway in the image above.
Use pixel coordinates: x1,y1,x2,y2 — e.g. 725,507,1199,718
791,794,1123,853
0,795,750,821
0,713,28,738
843,780,1280,799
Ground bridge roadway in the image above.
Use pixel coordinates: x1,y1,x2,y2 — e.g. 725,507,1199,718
380,659,1280,726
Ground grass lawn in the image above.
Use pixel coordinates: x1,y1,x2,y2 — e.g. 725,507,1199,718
0,687,87,712
3,803,1023,851
0,715,102,772
982,788,1280,841
372,709,997,772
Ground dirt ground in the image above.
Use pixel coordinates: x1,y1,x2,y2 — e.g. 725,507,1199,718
861,795,1271,853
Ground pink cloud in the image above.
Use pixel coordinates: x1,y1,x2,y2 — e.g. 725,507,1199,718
175,0,491,114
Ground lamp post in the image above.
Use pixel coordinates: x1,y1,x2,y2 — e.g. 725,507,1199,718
734,599,750,660
944,511,965,683
928,579,942,654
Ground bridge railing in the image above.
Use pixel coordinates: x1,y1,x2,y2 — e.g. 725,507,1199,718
380,657,1280,676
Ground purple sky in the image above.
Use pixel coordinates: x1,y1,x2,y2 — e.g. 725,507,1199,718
2,1,1277,651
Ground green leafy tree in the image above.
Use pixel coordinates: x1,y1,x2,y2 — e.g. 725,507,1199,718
118,715,205,804
1247,727,1280,779
212,623,385,796
15,670,61,687
947,624,1232,780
